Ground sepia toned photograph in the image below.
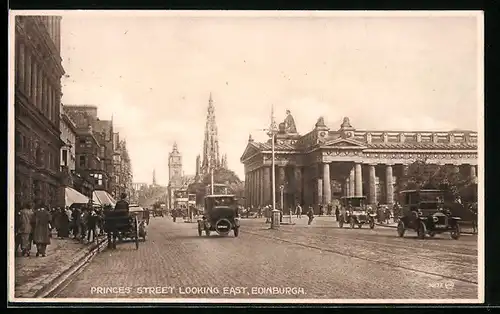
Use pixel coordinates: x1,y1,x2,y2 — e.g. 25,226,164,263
8,10,483,304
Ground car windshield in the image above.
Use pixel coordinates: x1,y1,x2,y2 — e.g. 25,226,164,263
345,198,365,207
206,196,236,209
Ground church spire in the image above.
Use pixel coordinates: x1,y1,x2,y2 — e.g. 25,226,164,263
201,93,220,175
152,169,157,186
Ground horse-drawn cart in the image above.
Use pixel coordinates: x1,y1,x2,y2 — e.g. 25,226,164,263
103,209,140,250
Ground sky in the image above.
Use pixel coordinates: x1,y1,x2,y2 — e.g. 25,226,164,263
57,11,482,186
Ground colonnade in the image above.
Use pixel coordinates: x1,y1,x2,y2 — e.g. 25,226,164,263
245,162,478,209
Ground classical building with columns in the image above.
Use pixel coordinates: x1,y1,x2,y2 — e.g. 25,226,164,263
240,112,478,212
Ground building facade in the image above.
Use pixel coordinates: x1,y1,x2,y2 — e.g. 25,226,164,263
59,104,78,190
64,105,116,195
167,142,183,209
240,112,478,212
14,16,65,208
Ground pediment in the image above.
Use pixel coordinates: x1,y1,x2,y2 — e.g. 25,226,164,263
240,143,263,161
322,138,366,149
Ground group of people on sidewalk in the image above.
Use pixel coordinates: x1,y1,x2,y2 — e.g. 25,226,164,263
15,202,104,258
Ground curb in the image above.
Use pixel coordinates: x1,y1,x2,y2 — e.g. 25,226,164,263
375,223,476,235
32,237,109,298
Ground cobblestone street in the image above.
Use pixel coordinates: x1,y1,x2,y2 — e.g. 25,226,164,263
53,216,478,300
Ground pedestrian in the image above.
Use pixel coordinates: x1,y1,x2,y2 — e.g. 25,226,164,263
115,193,129,213
33,205,52,257
17,202,34,257
87,206,98,243
319,204,324,216
307,206,314,225
72,207,81,239
335,205,340,221
296,204,302,218
56,207,70,238
80,207,89,243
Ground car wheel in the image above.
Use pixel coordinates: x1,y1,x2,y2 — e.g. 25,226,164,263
450,223,461,240
417,221,426,239
234,227,239,237
350,217,355,229
397,220,405,237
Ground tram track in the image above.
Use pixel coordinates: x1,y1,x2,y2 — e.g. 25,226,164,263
242,229,478,285
271,226,478,258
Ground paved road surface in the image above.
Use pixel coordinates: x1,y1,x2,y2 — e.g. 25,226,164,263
53,216,478,300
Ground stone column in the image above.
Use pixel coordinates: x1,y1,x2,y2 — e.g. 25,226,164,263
294,167,302,206
263,166,271,206
18,43,25,91
252,171,257,207
37,69,43,109
470,164,476,179
247,171,252,207
344,178,349,196
258,168,263,206
25,52,32,97
386,165,394,205
323,163,331,205
368,164,376,204
32,62,37,105
349,167,355,197
355,163,363,197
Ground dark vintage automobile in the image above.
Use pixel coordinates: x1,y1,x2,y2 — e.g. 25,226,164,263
102,207,140,250
197,194,240,237
338,196,376,229
396,189,461,240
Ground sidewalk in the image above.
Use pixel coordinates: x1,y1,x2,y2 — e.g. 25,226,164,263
14,233,107,298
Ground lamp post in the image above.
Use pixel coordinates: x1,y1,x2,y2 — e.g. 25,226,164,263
267,105,279,229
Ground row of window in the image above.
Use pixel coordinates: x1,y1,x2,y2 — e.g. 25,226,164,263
16,131,58,172
15,40,60,126
78,155,105,171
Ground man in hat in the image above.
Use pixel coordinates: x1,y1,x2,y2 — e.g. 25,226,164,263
115,193,129,213
33,204,51,257
17,202,34,257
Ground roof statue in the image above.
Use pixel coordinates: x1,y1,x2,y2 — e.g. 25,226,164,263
341,117,353,129
284,110,297,133
248,134,254,142
315,116,326,128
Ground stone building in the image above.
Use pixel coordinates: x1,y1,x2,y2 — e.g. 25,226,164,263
73,124,107,197
64,105,116,195
167,142,183,209
114,137,133,199
199,93,228,177
240,111,478,212
59,104,78,189
14,15,65,208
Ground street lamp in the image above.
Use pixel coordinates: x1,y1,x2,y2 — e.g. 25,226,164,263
266,105,279,229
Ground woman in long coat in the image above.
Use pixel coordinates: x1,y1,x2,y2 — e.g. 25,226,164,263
57,207,70,238
33,205,52,257
17,203,34,256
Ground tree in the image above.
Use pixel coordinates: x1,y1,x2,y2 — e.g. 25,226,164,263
397,159,476,202
188,168,244,204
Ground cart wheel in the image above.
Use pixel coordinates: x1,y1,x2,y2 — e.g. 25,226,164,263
234,227,239,237
135,217,139,249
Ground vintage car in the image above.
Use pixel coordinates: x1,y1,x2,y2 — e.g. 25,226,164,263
396,189,461,240
197,194,240,237
338,196,376,229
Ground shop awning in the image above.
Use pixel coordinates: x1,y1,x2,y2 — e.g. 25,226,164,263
93,190,116,207
65,187,90,207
